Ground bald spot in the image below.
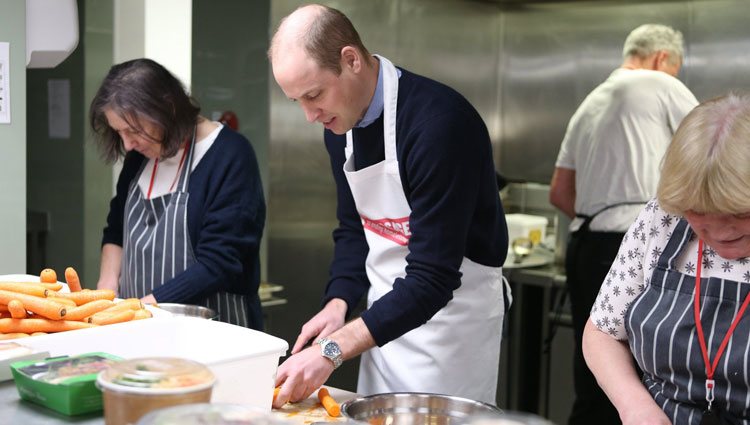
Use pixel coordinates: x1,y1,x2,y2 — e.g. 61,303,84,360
269,4,325,63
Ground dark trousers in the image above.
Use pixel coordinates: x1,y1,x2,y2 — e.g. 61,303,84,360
565,230,624,425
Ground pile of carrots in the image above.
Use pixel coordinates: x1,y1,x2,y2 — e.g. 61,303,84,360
0,267,152,340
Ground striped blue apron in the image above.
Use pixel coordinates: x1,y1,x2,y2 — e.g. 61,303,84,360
627,219,750,424
120,132,249,327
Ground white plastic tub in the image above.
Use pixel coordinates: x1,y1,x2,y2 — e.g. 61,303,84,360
17,316,288,409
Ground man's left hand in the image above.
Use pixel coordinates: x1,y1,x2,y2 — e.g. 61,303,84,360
273,345,335,408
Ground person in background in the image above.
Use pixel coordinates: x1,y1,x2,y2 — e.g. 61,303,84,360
584,93,750,425
268,4,510,406
549,24,698,424
90,58,265,329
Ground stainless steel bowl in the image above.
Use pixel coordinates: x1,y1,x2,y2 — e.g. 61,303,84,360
154,303,218,320
341,393,502,425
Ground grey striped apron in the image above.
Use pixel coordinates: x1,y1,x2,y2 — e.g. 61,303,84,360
627,219,750,424
120,133,249,327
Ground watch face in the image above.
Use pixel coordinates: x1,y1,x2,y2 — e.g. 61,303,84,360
323,341,341,357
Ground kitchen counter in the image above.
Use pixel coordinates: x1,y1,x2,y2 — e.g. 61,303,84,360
0,381,358,424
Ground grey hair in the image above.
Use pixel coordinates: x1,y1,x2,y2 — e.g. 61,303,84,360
658,93,750,216
622,24,684,64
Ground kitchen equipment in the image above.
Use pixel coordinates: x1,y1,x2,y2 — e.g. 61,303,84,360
506,214,549,247
152,303,218,320
137,403,293,425
17,316,288,408
97,357,214,425
341,392,501,425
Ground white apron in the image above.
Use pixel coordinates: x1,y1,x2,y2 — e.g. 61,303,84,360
345,55,507,404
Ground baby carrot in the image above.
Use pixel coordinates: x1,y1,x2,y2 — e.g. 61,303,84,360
39,268,57,283
0,318,95,333
0,282,47,298
65,299,115,321
65,267,82,292
317,387,340,417
0,290,66,320
7,300,26,319
50,289,116,306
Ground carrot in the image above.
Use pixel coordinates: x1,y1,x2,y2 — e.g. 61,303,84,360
47,296,77,307
0,290,66,320
7,300,27,319
40,282,64,291
30,332,47,336
50,289,115,306
115,298,144,310
65,267,82,292
132,309,153,320
273,386,280,404
39,268,57,283
0,318,95,333
0,333,30,340
0,282,47,298
64,299,115,321
317,387,340,417
0,305,8,313
88,309,135,325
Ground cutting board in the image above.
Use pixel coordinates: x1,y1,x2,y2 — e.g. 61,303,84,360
272,387,359,424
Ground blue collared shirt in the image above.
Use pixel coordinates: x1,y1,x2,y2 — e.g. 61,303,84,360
355,58,401,128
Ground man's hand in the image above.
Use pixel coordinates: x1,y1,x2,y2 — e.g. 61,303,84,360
273,345,335,408
291,299,347,354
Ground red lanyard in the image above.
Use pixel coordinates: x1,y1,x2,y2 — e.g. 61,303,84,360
694,239,750,410
146,140,190,200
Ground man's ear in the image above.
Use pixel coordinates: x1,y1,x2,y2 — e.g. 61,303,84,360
340,46,361,73
654,50,670,70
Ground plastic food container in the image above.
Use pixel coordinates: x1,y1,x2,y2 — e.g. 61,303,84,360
97,357,215,425
10,352,122,415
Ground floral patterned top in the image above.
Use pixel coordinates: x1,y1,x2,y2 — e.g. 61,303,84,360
590,199,750,340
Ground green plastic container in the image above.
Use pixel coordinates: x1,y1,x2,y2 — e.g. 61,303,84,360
10,352,122,415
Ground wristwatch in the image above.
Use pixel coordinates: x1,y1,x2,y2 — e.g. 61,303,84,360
316,338,343,369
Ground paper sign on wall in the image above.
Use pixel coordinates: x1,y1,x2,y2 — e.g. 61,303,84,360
0,42,10,124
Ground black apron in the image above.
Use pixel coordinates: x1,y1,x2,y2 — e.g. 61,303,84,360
120,133,249,326
626,219,749,424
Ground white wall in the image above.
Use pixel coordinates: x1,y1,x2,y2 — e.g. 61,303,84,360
0,0,27,273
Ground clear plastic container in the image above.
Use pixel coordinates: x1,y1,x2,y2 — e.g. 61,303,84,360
97,357,215,425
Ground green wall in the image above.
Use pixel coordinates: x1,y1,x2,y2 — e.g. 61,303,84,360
82,0,114,288
191,0,271,280
0,0,27,273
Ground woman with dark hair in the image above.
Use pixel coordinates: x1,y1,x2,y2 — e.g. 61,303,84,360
90,58,265,329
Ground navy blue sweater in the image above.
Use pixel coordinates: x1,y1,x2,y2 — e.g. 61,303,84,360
323,68,508,346
102,127,266,329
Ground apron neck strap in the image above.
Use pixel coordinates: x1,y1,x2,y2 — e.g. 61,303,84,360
175,124,198,192
345,55,399,162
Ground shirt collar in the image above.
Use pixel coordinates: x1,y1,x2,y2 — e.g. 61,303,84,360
355,58,401,128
